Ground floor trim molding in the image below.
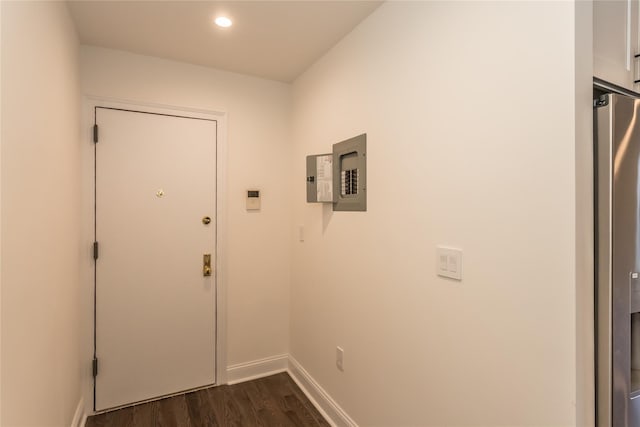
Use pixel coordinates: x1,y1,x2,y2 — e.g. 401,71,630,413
71,396,87,427
226,354,288,385
287,355,357,427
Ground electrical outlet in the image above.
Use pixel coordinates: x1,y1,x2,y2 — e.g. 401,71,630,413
336,346,344,371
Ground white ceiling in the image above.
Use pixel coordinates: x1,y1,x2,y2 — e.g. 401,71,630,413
67,1,383,83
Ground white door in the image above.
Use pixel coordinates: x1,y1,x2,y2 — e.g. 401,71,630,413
94,107,217,411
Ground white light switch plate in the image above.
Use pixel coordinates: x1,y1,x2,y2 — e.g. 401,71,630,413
436,246,462,280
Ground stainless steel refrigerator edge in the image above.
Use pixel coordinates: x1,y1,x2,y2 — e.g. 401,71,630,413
595,93,640,426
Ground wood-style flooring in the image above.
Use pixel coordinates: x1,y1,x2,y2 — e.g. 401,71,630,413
86,372,330,427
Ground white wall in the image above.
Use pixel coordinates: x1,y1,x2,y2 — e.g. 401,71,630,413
0,2,4,422
575,2,595,426
291,2,584,425
79,46,292,379
1,2,82,426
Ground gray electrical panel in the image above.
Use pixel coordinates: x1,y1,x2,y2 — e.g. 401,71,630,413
306,133,366,211
333,134,366,211
306,153,335,203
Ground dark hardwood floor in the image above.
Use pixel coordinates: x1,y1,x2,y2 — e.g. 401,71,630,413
86,372,330,427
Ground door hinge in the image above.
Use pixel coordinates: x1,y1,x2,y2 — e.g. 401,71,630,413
93,241,99,260
93,124,99,143
594,95,609,108
93,357,98,377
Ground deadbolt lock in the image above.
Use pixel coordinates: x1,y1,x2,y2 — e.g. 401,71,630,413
203,254,212,277
202,216,211,225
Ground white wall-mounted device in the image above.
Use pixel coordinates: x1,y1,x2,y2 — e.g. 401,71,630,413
246,189,261,210
436,246,463,280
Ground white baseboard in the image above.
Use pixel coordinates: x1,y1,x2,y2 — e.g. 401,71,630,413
287,355,357,427
71,396,87,427
226,354,288,385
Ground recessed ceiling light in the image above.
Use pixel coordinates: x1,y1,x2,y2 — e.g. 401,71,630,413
214,17,232,28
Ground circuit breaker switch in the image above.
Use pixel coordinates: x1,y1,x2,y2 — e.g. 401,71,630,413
333,134,366,211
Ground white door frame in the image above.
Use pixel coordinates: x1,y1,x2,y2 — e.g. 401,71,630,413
80,96,228,414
